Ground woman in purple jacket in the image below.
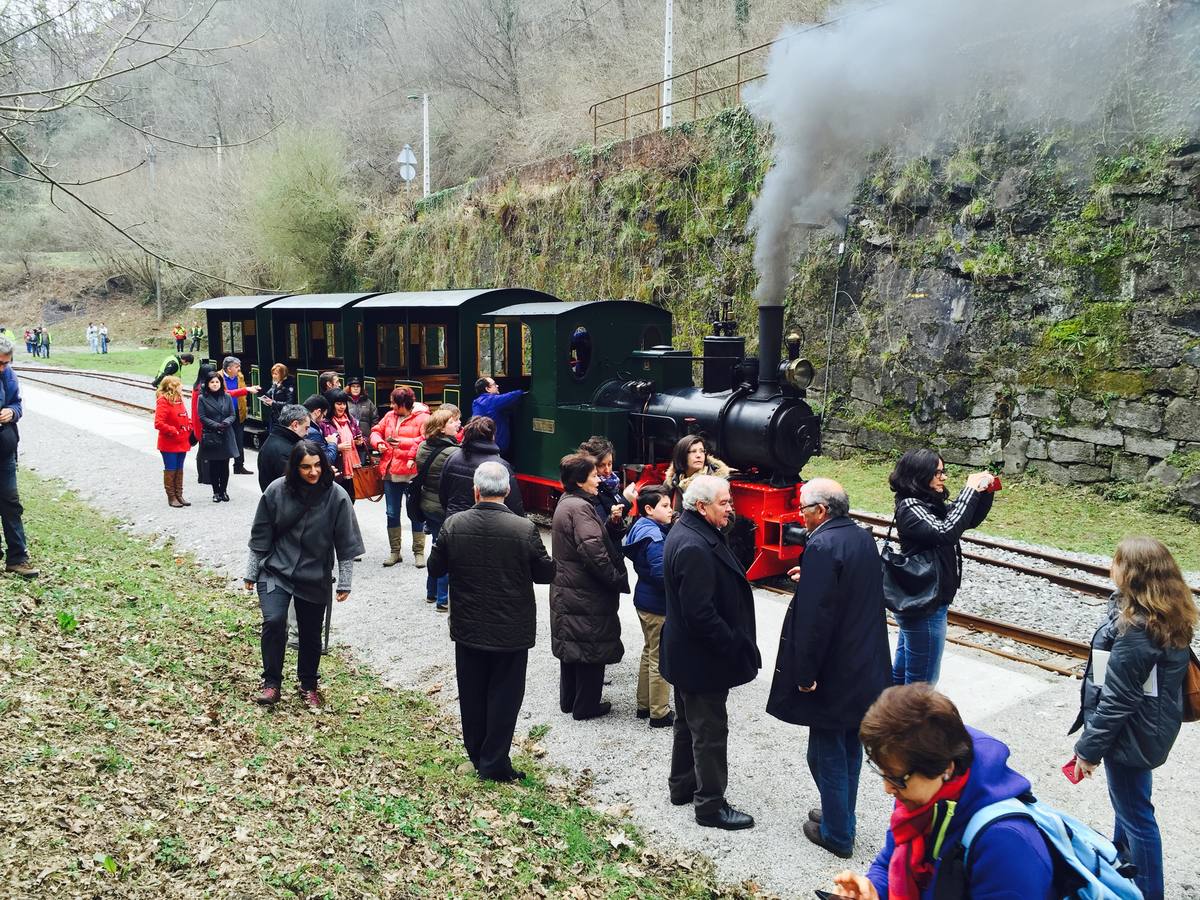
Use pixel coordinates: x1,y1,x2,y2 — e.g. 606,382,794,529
830,684,1053,900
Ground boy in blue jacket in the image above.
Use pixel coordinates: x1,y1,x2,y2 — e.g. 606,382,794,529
623,486,674,727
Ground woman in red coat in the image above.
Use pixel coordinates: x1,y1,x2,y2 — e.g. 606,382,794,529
370,386,431,567
155,375,192,508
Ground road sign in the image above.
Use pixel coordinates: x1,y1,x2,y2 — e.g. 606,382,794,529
397,144,418,183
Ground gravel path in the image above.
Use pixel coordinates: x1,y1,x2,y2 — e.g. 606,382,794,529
14,379,1200,898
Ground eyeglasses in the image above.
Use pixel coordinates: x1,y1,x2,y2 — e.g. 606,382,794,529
866,755,912,790
933,468,946,476
800,502,825,513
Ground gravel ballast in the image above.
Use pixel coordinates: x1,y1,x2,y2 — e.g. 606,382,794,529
15,380,1200,898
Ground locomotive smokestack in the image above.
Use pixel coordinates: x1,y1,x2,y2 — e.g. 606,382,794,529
755,302,784,397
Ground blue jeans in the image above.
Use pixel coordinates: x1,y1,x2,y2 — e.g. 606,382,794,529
160,451,186,470
426,517,449,607
0,452,28,564
892,605,949,685
806,727,862,853
383,479,425,531
1106,761,1163,900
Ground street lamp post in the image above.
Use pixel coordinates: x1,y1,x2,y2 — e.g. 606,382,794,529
407,93,430,198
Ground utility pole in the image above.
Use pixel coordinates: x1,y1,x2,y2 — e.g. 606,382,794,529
408,92,431,197
146,142,162,323
661,0,674,128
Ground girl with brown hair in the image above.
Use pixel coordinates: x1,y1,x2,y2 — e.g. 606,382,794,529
1070,536,1198,900
154,375,192,508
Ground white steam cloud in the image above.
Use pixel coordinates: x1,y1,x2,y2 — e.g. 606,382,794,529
745,0,1197,306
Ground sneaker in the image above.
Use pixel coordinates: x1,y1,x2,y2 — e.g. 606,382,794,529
649,711,675,728
5,561,38,579
254,683,281,706
435,603,448,613
297,686,324,709
636,708,650,720
425,596,436,604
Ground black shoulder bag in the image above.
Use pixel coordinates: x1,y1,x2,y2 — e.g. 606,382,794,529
407,444,455,520
879,518,941,615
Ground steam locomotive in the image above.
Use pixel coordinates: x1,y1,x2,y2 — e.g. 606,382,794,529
193,289,821,579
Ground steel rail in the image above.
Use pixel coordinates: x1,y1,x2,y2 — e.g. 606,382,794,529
760,583,1086,675
19,373,157,415
852,508,1200,597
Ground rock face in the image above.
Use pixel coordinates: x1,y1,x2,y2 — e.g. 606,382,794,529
794,137,1200,516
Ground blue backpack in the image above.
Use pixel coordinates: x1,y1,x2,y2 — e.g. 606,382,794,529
958,796,1142,899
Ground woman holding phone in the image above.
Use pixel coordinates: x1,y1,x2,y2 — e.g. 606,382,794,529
1068,536,1196,900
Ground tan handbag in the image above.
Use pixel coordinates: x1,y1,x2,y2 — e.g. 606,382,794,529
352,463,384,502
1183,649,1200,723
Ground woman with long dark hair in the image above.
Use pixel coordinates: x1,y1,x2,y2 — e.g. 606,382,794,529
1070,536,1197,900
550,452,630,720
321,389,367,505
662,435,731,511
244,440,364,709
888,449,994,685
197,370,239,502
191,361,250,487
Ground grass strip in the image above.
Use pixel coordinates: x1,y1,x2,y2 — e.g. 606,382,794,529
0,472,756,898
805,455,1200,570
25,347,167,379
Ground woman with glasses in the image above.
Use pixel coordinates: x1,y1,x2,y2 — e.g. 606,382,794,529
888,449,994,685
1068,536,1196,900
830,683,1053,900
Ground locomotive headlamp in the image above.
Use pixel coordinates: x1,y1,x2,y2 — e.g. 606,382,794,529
783,357,815,390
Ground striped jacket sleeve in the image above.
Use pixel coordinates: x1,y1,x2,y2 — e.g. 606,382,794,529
896,488,981,546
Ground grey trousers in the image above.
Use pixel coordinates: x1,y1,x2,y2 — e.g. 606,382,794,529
668,687,730,818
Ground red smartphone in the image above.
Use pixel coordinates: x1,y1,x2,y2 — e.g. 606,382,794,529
986,475,1003,492
1062,755,1083,784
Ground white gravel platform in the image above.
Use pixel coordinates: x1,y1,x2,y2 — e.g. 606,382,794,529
15,379,1200,898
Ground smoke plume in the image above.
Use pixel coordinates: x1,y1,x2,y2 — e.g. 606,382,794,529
745,0,1199,306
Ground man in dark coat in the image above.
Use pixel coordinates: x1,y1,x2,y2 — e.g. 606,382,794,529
661,474,759,831
766,477,890,859
428,461,555,782
439,417,524,518
257,405,310,492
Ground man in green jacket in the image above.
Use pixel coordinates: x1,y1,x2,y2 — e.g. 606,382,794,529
153,353,194,387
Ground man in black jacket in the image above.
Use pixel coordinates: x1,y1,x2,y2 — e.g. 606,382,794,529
257,405,310,492
661,474,759,830
427,461,555,783
766,477,890,859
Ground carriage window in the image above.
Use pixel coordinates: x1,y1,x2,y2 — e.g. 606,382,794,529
568,325,592,380
521,323,533,376
325,322,339,359
231,321,243,353
641,325,663,349
357,322,364,369
219,321,232,355
243,319,256,339
476,323,507,377
377,324,406,368
287,323,300,359
421,325,447,369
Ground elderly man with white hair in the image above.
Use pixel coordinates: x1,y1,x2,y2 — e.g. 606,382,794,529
766,477,890,859
427,460,555,783
660,473,759,830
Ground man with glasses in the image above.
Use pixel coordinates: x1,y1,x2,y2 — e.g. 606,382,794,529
766,477,889,859
0,337,37,578
661,474,759,830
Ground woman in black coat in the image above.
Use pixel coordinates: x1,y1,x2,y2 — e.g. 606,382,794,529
1070,536,1196,900
889,449,994,686
550,452,630,721
197,370,239,502
258,363,296,430
438,416,524,519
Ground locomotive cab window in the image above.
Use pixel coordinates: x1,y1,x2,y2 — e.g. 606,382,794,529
568,325,591,380
641,325,662,349
420,325,447,369
476,323,507,377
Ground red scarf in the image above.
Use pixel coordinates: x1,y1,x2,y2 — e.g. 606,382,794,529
887,769,971,900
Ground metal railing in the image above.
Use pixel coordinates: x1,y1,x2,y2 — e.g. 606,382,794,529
587,39,774,145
